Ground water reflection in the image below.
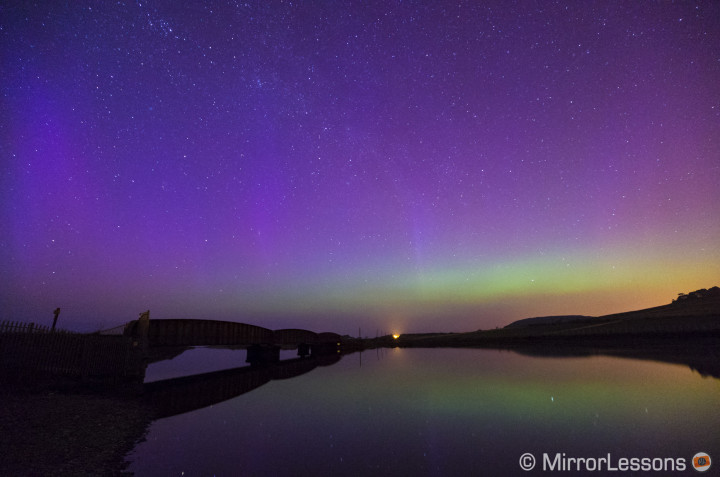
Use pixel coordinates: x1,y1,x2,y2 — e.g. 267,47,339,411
144,354,340,419
129,344,719,476
498,336,720,379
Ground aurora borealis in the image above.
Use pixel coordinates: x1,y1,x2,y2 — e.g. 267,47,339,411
2,1,719,333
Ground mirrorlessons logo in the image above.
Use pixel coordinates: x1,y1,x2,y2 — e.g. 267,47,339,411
518,452,711,472
693,453,711,472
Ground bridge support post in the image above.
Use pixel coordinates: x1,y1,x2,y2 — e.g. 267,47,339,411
311,342,341,356
136,310,150,356
297,342,310,357
246,344,280,365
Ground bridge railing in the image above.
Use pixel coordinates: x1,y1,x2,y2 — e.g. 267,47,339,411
129,319,275,347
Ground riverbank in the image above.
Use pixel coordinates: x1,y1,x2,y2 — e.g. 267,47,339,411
0,387,152,476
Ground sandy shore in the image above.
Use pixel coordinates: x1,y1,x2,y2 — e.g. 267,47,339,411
0,389,153,476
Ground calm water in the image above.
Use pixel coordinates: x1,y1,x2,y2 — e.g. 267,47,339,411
128,347,719,476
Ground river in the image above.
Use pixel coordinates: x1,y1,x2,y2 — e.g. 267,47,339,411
127,346,719,475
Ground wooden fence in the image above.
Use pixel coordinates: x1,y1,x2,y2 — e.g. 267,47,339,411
0,321,54,334
0,321,144,380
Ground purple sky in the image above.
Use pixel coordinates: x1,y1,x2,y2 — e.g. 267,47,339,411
2,1,719,335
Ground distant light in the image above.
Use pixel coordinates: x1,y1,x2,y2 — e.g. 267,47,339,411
392,334,400,339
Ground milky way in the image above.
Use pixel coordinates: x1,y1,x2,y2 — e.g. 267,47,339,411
2,1,719,333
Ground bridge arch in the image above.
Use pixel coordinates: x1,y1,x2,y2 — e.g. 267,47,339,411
126,319,274,347
273,328,319,346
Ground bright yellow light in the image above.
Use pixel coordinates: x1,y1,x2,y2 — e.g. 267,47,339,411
392,334,400,339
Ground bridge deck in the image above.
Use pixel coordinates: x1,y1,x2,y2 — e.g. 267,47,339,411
125,318,341,349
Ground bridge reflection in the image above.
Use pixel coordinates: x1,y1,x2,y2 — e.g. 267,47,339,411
144,354,342,419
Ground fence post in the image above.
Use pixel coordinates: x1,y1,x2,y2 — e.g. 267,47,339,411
52,308,61,331
80,336,90,381
137,310,150,356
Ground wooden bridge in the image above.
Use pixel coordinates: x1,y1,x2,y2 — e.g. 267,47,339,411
123,313,342,364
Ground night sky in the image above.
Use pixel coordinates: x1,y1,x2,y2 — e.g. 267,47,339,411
2,1,719,334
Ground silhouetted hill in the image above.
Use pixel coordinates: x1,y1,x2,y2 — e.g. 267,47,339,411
505,315,594,329
502,286,720,333
390,286,720,348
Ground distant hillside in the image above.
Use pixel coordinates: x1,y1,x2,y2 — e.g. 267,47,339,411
597,286,720,321
379,285,720,351
672,286,720,303
505,315,594,329
505,286,720,330
356,287,720,363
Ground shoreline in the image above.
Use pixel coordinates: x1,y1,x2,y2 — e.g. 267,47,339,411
0,387,153,476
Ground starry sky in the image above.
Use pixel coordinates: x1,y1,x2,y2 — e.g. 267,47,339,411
2,1,719,334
